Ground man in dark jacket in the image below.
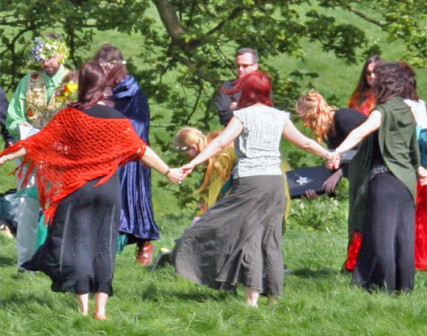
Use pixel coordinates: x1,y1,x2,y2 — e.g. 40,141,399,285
216,48,259,126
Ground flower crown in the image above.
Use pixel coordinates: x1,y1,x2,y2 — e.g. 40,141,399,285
30,35,70,63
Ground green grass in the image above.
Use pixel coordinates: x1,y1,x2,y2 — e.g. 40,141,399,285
1,217,427,336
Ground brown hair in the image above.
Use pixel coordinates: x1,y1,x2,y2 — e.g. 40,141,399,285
93,44,128,87
373,61,406,104
70,61,105,110
400,61,419,101
175,127,234,193
296,90,337,144
348,55,382,113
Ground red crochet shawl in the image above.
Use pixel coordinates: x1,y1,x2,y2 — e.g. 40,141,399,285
0,107,146,224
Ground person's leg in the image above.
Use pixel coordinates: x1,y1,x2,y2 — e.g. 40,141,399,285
16,174,40,270
76,293,89,316
245,287,260,307
353,173,403,292
94,292,109,320
395,183,415,292
136,240,154,266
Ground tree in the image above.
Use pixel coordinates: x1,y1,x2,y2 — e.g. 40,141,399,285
1,0,425,205
1,0,425,119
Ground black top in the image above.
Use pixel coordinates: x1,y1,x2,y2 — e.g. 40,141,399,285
81,104,126,119
326,108,367,177
326,108,367,149
216,81,240,126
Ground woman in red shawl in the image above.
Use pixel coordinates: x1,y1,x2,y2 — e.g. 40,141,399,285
0,61,183,320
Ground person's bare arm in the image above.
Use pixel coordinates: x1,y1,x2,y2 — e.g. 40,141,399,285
181,117,243,177
141,146,183,184
0,147,27,166
335,110,381,154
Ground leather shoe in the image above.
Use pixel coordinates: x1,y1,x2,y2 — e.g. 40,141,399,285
136,242,154,266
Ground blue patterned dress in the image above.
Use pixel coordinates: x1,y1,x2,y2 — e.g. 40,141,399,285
113,75,159,250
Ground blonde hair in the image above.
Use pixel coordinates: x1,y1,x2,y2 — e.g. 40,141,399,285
296,90,337,144
175,127,234,193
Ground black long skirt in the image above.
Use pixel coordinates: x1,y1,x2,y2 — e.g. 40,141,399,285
23,175,121,296
352,172,415,292
173,175,287,296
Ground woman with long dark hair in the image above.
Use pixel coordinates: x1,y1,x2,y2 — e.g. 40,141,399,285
173,71,336,307
348,55,382,116
334,61,421,292
93,44,158,266
0,61,183,319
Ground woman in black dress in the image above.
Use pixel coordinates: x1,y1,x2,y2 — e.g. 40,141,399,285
0,61,183,319
334,61,420,292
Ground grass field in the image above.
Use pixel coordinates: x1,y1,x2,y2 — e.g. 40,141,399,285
1,220,427,336
1,3,427,335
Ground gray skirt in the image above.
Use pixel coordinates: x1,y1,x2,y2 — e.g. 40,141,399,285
173,175,287,296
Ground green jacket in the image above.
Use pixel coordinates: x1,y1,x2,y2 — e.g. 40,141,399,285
6,64,69,138
348,97,420,234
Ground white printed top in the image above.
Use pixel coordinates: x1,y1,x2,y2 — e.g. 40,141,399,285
233,105,290,178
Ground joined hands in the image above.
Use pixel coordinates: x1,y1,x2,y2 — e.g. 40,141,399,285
324,151,340,170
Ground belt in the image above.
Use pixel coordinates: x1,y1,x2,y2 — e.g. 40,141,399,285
369,164,389,180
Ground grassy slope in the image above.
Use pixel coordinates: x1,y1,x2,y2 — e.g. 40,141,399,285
1,228,427,336
1,3,427,336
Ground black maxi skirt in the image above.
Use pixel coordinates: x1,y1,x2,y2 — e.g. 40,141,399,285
173,175,287,297
23,174,121,296
352,172,415,292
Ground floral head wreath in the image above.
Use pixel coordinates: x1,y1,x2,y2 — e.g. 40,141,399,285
30,35,70,63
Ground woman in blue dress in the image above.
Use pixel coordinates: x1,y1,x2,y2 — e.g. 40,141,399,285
94,44,158,266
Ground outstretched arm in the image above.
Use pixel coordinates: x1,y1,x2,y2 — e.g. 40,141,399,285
335,110,381,155
182,116,243,177
283,121,338,168
0,147,27,166
283,121,330,158
141,146,183,184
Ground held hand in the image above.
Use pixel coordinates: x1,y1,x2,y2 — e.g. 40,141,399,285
181,163,196,178
418,166,427,178
323,170,342,194
303,189,319,199
325,151,340,170
0,155,8,166
418,167,427,185
229,101,238,111
167,168,184,184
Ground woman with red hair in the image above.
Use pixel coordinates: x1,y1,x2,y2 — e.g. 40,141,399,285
173,71,336,307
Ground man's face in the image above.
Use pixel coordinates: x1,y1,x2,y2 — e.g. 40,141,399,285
40,54,63,76
236,53,259,77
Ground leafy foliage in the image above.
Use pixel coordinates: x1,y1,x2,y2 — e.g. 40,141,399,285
1,0,425,208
